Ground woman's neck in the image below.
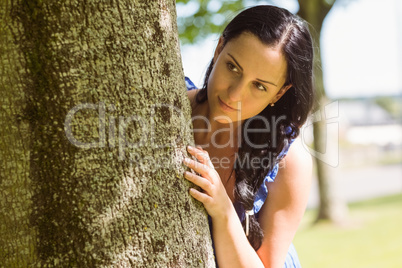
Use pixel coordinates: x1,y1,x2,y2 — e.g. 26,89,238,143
191,100,242,151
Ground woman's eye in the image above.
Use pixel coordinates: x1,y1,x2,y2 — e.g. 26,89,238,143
254,82,267,91
227,62,239,73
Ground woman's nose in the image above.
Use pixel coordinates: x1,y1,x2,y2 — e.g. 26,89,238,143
228,80,246,102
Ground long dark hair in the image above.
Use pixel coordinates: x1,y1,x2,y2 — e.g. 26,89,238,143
196,5,314,249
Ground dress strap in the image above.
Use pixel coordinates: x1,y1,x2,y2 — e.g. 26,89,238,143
185,76,197,90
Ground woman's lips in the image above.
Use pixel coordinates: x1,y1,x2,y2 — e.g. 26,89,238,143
218,96,240,111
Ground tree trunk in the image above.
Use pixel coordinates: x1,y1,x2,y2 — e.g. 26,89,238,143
298,0,348,223
0,0,215,267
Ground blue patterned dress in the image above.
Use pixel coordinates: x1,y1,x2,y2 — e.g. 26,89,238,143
185,77,302,267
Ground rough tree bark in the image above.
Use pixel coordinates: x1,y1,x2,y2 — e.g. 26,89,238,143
298,0,348,223
0,0,214,267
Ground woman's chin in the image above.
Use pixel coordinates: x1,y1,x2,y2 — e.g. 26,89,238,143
214,116,241,125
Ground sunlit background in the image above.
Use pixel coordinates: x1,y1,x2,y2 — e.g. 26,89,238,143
179,0,402,97
177,0,402,266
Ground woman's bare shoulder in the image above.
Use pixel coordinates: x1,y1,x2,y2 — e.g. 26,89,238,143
257,137,312,266
265,137,313,209
261,137,313,214
281,137,312,176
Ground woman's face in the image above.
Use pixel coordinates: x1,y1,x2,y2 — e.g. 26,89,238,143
207,32,291,124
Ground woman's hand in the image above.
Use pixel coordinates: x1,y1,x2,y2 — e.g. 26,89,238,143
183,146,233,219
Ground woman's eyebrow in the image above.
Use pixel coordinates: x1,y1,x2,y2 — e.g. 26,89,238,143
228,53,243,71
227,53,278,87
256,78,277,87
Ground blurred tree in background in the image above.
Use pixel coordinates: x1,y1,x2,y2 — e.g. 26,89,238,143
176,0,349,224
297,0,348,224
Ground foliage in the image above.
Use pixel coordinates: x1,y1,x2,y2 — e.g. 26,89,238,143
176,0,273,44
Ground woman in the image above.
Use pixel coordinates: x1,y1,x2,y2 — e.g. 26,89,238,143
183,5,314,268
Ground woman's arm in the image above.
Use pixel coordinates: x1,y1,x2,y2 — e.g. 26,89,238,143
209,205,265,268
183,146,265,268
257,138,312,267
183,138,312,268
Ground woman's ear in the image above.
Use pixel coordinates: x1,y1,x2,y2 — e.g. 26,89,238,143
271,84,292,104
213,36,225,63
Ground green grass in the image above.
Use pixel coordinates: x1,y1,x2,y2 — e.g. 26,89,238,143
294,194,402,268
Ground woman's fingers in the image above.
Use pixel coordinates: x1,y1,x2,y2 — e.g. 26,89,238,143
184,171,213,193
183,157,212,179
189,188,213,204
183,160,215,206
182,145,231,218
187,145,214,168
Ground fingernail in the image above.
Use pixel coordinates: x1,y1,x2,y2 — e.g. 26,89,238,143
183,158,190,164
187,145,194,151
